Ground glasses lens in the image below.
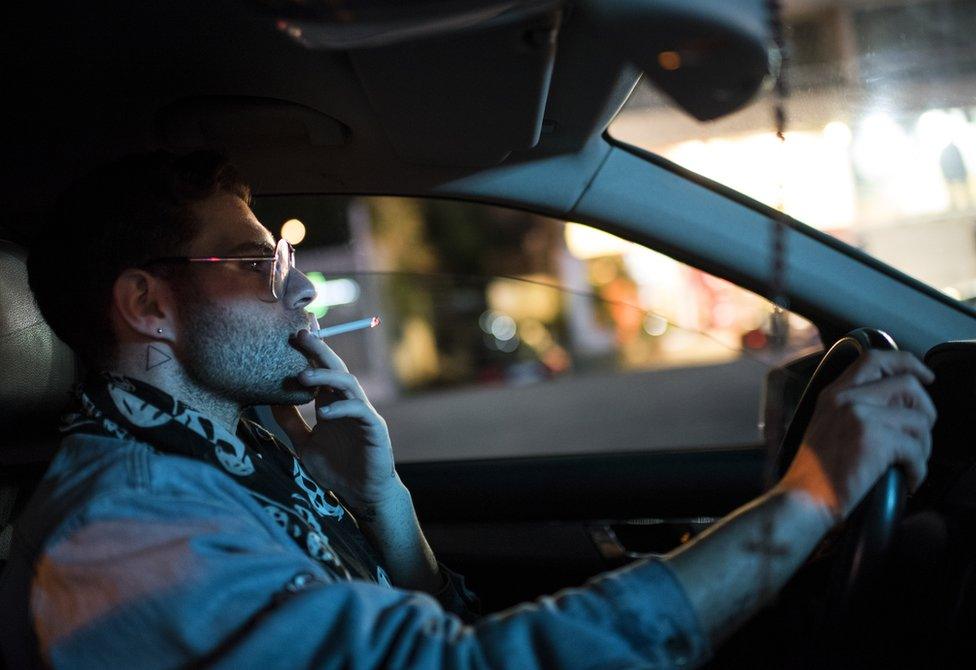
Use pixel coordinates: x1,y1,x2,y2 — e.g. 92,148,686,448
271,239,292,301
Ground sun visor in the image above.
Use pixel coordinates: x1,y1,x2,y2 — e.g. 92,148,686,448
347,9,561,167
255,0,561,50
258,1,562,167
247,0,773,165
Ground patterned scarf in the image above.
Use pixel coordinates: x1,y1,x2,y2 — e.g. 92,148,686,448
60,371,390,586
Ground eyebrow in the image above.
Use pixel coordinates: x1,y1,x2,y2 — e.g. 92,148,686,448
224,240,276,256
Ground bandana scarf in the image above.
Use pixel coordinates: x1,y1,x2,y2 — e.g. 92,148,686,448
60,371,390,586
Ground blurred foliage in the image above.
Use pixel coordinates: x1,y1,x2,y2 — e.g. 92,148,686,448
366,198,571,390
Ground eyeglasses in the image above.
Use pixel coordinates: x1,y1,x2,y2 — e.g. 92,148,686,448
142,238,295,302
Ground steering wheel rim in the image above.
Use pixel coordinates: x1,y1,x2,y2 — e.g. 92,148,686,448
774,328,907,625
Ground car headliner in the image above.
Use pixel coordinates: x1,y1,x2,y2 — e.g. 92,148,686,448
3,0,974,354
3,1,637,220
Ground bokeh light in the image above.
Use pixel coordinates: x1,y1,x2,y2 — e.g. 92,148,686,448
281,218,307,245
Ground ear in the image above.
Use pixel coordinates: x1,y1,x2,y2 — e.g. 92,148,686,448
111,268,178,344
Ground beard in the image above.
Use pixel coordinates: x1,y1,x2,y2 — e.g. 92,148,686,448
175,291,316,407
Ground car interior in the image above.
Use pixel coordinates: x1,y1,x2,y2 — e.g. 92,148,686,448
2,1,976,667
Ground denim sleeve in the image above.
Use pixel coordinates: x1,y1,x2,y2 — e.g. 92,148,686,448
31,491,710,669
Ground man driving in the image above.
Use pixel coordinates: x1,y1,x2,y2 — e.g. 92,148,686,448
0,150,936,668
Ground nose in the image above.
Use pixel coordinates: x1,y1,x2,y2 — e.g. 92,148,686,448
284,267,317,311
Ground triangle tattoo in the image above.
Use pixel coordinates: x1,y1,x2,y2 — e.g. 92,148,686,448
146,344,172,371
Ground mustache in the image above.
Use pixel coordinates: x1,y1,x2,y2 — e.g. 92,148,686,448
287,312,314,333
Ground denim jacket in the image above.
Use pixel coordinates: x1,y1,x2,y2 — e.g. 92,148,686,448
0,432,710,669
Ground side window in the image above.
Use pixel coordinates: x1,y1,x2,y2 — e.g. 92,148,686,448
253,197,821,462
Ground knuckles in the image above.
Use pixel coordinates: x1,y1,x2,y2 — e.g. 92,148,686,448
846,401,870,423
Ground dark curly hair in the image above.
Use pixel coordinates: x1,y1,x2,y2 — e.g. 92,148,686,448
27,150,251,368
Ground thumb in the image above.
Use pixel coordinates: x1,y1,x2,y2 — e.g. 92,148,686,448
270,404,312,448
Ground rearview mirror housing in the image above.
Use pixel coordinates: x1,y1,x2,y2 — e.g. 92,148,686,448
588,0,776,121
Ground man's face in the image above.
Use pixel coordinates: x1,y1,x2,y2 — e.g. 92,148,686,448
172,192,318,407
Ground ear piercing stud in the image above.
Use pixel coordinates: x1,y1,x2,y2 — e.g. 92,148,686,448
157,328,163,334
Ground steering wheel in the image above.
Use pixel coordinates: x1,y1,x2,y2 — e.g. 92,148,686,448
774,328,908,630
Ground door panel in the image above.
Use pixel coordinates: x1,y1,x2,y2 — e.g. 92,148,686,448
399,447,765,612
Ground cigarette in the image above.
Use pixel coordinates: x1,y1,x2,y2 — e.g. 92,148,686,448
312,316,381,338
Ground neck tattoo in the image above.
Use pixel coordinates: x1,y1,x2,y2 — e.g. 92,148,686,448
146,344,173,371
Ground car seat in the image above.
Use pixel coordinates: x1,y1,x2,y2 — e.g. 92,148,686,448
0,239,80,573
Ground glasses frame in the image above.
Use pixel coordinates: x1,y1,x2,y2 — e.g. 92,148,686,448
141,238,295,302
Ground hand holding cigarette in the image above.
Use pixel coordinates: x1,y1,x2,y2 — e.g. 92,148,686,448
273,314,400,509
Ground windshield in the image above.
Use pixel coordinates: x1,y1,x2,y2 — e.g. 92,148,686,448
609,0,976,302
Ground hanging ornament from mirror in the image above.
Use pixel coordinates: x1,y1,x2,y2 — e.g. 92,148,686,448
767,0,790,351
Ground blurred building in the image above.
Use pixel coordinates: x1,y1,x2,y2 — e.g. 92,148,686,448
611,0,976,298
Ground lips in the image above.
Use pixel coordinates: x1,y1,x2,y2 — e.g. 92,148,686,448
289,312,318,337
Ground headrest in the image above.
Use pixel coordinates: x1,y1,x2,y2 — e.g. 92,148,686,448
0,239,79,454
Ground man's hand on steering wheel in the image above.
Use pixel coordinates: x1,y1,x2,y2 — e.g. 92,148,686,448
777,350,937,520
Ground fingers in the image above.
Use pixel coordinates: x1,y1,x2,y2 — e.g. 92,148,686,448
869,404,933,457
882,421,929,492
855,404,932,492
294,329,350,373
838,350,934,388
834,373,937,425
299,368,368,402
317,399,380,423
270,404,312,445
